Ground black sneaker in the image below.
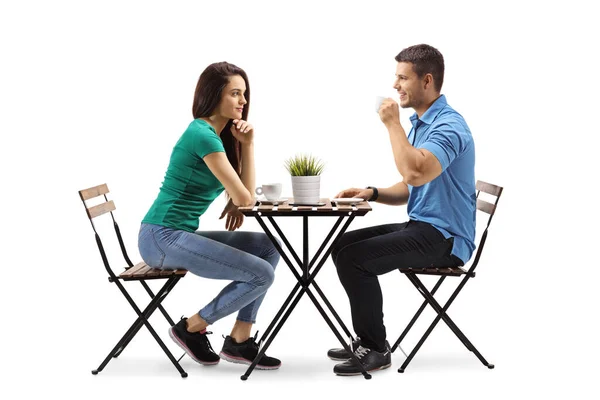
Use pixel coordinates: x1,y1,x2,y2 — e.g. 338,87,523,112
168,318,220,365
327,337,362,361
328,338,390,361
333,344,392,376
219,332,281,370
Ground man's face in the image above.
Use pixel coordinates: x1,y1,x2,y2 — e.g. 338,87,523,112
393,62,425,109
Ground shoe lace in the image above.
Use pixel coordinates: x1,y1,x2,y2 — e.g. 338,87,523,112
199,331,215,352
248,331,260,351
354,345,371,360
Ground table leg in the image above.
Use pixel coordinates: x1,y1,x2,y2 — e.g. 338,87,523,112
241,212,370,380
267,215,355,340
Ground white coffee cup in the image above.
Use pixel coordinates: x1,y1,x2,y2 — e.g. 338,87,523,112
375,96,386,113
255,183,282,200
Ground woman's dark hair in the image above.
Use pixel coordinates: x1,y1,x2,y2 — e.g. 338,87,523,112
395,44,445,92
192,62,250,175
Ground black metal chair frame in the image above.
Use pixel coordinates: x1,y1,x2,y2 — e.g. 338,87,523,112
79,184,188,378
390,180,503,373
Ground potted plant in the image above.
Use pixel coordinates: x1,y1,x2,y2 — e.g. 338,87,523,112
285,154,325,205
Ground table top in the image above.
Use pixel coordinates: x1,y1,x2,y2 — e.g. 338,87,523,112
239,198,372,217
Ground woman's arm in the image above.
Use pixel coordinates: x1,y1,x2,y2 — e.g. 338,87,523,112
239,142,255,200
204,152,254,206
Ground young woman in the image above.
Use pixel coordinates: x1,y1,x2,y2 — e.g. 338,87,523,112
138,62,281,370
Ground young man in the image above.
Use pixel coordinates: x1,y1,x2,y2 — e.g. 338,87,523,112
329,44,476,376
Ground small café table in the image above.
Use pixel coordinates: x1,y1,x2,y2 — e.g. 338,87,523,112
238,198,372,380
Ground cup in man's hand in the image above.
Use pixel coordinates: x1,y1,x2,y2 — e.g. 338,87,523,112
375,96,386,113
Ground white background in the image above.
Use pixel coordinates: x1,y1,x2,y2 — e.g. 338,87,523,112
1,0,598,398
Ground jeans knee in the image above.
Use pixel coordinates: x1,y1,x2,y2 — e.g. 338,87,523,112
253,261,275,289
263,235,280,267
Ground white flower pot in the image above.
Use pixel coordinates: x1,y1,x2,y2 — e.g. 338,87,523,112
291,175,321,204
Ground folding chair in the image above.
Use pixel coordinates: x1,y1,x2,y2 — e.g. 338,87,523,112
79,183,188,378
391,180,503,372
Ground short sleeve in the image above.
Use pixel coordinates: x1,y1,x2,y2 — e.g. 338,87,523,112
190,123,225,159
420,121,465,171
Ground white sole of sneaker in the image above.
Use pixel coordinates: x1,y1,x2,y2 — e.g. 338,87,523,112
334,362,392,376
168,327,219,366
219,351,281,370
328,355,351,361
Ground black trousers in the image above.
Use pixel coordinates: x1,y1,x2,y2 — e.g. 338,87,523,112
331,220,462,352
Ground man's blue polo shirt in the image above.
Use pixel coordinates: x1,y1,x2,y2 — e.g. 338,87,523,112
406,95,476,264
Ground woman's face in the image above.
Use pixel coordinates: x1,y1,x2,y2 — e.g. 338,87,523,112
217,74,247,120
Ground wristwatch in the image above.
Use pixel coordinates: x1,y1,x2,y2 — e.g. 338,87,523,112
366,186,378,202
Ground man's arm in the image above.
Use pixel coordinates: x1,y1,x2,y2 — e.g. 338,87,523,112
380,100,443,187
386,123,442,187
376,181,410,206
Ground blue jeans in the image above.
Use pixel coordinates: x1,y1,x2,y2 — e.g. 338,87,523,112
138,223,280,324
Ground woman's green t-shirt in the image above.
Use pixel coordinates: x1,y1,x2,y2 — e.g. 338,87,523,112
142,119,225,232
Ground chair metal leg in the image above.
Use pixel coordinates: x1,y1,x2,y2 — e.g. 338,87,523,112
92,277,188,378
391,276,446,353
410,274,476,352
398,273,493,372
113,278,181,358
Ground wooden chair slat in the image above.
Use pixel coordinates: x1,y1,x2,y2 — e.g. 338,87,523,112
476,180,502,197
120,262,148,278
136,265,154,276
145,268,162,277
258,204,274,211
159,268,177,276
79,183,109,201
174,269,187,276
87,200,116,219
477,199,496,215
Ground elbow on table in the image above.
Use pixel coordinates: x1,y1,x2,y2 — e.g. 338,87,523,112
233,191,255,207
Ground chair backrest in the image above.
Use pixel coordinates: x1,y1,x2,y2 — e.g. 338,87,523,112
79,183,134,278
468,180,503,273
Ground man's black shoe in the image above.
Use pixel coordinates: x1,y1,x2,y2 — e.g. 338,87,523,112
168,318,220,365
328,338,390,361
327,337,362,361
333,344,392,376
219,332,281,370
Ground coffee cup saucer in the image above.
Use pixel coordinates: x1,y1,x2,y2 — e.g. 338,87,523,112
258,197,289,205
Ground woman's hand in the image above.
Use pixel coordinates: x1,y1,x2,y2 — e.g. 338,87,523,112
230,119,254,144
219,197,245,231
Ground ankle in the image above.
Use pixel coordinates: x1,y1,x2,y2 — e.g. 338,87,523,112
230,320,253,343
185,314,209,333
231,335,250,343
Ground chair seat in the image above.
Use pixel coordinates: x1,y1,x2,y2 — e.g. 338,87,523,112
119,262,187,281
401,266,467,276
